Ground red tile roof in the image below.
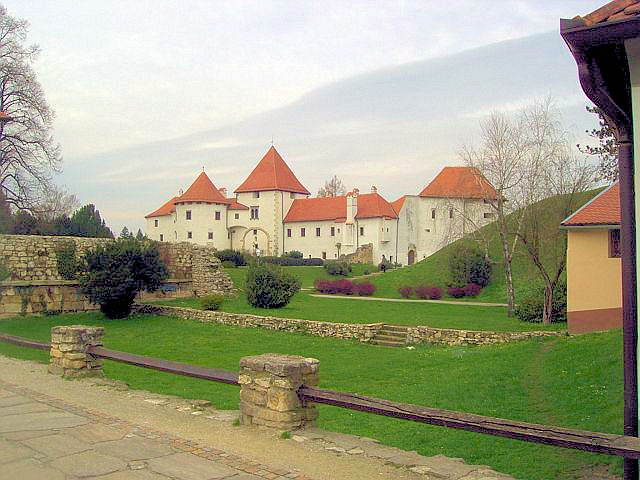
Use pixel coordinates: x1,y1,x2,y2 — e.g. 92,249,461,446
562,183,620,227
145,196,178,218
580,0,640,25
391,196,406,214
283,193,397,223
419,167,498,200
235,146,310,195
176,172,230,204
227,198,249,210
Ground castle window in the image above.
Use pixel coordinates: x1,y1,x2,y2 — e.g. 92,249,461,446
316,227,321,237
610,229,621,258
253,192,260,198
208,232,213,240
322,252,327,259
159,234,163,242
449,209,454,219
359,226,364,236
331,227,335,236
253,229,257,235
186,210,192,220
287,228,291,237
250,207,259,220
301,228,306,237
215,211,221,221
154,219,158,227
187,231,192,239
431,209,436,219
290,192,295,199
235,213,239,219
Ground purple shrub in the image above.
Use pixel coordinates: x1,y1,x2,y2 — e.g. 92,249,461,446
334,279,355,295
447,286,466,298
398,286,413,299
414,285,430,300
463,282,482,297
355,282,375,296
426,286,443,300
415,285,443,300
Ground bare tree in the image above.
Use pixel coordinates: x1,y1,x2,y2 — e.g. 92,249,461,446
317,175,346,197
463,100,594,323
461,111,528,316
35,184,80,221
0,6,61,211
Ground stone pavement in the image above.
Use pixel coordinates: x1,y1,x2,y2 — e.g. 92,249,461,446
0,381,309,480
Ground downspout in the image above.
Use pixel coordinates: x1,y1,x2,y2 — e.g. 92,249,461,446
282,192,285,255
395,217,399,264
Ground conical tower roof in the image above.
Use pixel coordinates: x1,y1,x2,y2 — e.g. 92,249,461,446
176,171,230,204
234,146,310,195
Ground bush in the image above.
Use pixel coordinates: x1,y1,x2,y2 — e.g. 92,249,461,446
448,245,492,288
463,283,482,297
283,250,303,259
447,286,466,298
354,282,375,296
214,249,247,267
398,286,413,299
324,260,351,276
246,263,300,308
221,260,235,268
415,285,443,300
261,256,323,266
80,238,168,319
515,282,567,323
56,241,80,280
200,293,224,311
314,278,355,295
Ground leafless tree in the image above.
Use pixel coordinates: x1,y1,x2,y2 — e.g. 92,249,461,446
35,184,79,220
317,175,346,197
0,6,61,211
462,99,594,322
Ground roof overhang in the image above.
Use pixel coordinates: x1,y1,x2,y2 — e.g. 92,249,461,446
560,223,620,229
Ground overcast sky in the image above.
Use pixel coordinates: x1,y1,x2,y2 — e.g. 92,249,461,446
5,1,607,233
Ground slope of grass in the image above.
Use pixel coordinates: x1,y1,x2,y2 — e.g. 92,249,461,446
368,189,602,303
0,312,622,479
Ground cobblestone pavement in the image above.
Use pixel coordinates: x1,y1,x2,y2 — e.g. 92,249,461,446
0,380,310,480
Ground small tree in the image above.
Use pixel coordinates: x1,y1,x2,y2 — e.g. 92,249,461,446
80,238,168,318
577,105,618,182
317,175,346,197
245,262,300,308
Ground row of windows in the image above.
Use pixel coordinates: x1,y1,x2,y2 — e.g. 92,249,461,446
430,209,493,220
287,226,356,238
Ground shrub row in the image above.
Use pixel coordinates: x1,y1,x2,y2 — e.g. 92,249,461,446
314,279,375,296
398,282,482,300
214,249,247,267
324,260,351,276
261,256,324,266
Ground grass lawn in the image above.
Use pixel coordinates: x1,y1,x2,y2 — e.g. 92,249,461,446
0,312,622,480
159,266,564,332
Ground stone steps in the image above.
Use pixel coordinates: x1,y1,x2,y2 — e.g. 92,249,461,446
371,325,408,347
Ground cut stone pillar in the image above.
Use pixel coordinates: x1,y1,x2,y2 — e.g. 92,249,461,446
48,325,104,378
239,353,319,430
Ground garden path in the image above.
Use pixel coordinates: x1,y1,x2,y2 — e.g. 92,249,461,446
0,354,514,480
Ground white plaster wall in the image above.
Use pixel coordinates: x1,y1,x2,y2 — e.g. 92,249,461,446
145,214,174,243
283,220,351,259
174,202,230,248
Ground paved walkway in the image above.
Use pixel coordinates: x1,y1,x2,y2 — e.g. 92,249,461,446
0,355,513,480
308,294,508,307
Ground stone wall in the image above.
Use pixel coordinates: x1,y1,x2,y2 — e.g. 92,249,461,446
136,305,382,342
340,243,373,264
138,304,563,346
156,242,193,280
0,234,110,281
191,245,236,295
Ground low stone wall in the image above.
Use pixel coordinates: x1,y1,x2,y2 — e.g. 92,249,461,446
137,304,563,346
340,243,373,264
0,279,194,315
405,326,563,346
136,305,382,342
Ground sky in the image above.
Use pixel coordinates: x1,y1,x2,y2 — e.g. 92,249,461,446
4,0,608,233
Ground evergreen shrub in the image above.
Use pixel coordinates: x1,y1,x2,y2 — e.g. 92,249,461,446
515,282,567,323
246,263,300,308
200,293,224,311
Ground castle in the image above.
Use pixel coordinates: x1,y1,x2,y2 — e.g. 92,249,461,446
144,146,498,265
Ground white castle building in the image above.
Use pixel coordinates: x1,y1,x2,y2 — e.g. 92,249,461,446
144,147,497,265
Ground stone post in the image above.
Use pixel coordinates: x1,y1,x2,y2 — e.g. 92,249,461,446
48,325,104,378
239,353,319,430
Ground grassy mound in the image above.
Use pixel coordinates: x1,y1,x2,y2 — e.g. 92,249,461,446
369,189,602,303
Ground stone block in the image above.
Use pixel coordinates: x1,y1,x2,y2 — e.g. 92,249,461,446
240,388,267,407
266,388,300,412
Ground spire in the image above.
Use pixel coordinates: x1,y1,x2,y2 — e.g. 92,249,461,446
176,171,231,204
234,146,310,195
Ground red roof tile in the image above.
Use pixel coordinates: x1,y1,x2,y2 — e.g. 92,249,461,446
145,196,178,218
562,183,620,227
227,198,249,210
283,193,397,223
580,0,640,26
391,196,406,214
235,146,310,195
419,167,498,200
177,172,230,204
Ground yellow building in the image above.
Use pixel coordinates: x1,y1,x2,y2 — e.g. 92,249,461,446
561,183,622,334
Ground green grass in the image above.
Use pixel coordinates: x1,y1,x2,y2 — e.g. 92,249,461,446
367,190,602,303
0,312,622,479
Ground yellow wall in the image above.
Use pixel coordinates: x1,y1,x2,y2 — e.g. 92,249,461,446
567,229,622,312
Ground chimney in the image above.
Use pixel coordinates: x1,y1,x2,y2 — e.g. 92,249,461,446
352,188,359,196
371,185,377,194
219,187,227,198
178,188,184,197
346,189,358,223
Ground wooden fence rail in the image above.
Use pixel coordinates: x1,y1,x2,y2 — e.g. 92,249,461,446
2,331,640,460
